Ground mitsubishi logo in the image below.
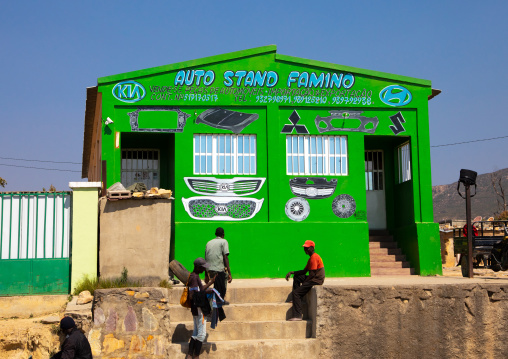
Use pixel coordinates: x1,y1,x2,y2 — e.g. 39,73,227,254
281,110,309,134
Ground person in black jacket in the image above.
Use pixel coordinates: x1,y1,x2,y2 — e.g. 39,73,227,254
186,257,215,359
51,317,93,359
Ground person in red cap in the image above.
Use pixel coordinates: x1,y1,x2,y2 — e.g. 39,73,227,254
285,240,325,321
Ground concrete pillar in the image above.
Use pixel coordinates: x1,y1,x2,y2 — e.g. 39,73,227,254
69,182,101,293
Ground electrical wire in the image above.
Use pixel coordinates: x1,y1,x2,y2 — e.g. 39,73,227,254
0,163,80,173
431,135,508,148
0,156,80,165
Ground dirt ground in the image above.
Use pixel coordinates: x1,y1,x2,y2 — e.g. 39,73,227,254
0,315,63,359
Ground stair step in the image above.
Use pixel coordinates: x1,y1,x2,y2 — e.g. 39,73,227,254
369,230,390,236
369,241,398,249
371,267,415,275
369,247,402,255
169,302,308,322
369,235,394,242
169,320,311,342
370,254,407,262
167,286,292,304
167,338,319,359
370,261,411,269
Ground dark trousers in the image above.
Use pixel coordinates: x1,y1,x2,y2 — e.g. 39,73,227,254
292,274,315,317
208,270,227,321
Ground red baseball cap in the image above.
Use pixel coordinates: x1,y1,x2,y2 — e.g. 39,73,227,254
302,240,315,248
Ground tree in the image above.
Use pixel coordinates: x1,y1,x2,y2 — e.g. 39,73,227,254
0,177,6,188
491,171,507,215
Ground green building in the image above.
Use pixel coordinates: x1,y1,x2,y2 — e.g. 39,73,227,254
82,45,442,278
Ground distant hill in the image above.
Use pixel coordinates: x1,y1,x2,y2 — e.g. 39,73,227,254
432,168,508,222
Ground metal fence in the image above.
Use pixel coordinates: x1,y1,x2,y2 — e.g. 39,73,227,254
0,192,72,260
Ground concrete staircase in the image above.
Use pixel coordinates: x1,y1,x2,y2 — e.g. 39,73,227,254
165,285,319,358
369,230,415,275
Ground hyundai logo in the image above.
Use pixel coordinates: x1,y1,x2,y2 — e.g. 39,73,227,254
379,85,412,107
112,80,146,103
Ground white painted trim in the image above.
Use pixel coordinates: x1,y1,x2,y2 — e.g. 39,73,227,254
69,182,101,188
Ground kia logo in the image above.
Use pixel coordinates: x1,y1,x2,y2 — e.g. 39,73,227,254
379,85,412,107
112,80,146,103
215,205,228,214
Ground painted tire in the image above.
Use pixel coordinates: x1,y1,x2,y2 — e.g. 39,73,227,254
332,194,356,218
285,197,310,222
169,260,190,283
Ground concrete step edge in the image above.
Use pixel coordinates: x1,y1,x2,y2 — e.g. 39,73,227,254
170,319,312,326
171,338,319,345
167,302,294,308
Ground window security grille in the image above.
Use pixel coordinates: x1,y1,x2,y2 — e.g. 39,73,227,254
286,135,348,176
398,142,411,183
365,150,384,191
193,134,257,175
121,149,160,189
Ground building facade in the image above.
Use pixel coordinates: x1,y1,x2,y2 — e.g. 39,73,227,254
82,45,442,277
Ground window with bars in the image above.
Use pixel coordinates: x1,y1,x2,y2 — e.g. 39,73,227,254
121,149,160,189
286,135,348,176
365,150,383,191
193,134,257,175
397,142,411,183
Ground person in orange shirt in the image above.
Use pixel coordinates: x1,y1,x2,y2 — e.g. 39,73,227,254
285,240,325,321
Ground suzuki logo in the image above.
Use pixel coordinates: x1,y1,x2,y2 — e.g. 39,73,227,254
379,85,412,107
112,80,146,103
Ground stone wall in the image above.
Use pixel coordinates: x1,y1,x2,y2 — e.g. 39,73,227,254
88,287,171,358
316,284,508,359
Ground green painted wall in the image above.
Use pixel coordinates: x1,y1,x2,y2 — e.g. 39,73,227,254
94,45,441,277
70,184,100,291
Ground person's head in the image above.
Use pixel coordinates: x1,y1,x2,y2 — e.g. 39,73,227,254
60,316,76,334
193,257,210,274
215,227,225,238
302,240,315,256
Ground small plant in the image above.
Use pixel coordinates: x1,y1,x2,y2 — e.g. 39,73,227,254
68,294,73,302
29,313,33,318
120,267,128,284
159,279,172,289
50,324,60,334
73,269,142,296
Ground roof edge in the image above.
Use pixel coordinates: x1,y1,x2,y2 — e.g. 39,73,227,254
275,54,432,87
98,45,277,84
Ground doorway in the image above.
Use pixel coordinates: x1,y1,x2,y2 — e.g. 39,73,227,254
365,150,387,229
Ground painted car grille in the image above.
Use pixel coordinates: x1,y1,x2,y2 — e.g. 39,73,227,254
182,197,264,221
289,177,337,199
290,187,335,197
184,177,265,196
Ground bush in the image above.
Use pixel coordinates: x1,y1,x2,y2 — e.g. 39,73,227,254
73,267,142,295
496,210,508,220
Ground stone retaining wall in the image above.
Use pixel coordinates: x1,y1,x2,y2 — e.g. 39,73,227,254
315,284,508,359
88,287,171,358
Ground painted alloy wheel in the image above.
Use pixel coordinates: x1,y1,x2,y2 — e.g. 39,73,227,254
332,194,356,218
285,197,310,222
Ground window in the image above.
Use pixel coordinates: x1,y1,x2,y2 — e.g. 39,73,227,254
193,134,256,175
398,142,411,183
365,150,383,191
286,135,348,176
121,149,160,189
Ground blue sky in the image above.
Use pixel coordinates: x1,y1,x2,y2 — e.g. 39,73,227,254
1,1,507,191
